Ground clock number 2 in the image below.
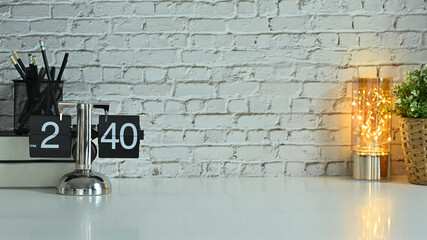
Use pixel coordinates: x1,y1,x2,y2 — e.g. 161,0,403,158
40,121,59,149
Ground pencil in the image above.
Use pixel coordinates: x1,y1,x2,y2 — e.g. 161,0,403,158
39,40,52,81
33,56,39,82
56,52,68,81
12,51,26,71
38,67,46,80
9,56,25,80
28,54,34,80
50,66,56,81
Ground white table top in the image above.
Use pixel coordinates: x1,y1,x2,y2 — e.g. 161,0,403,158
0,176,426,240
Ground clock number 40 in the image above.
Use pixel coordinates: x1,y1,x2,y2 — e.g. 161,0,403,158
100,122,138,150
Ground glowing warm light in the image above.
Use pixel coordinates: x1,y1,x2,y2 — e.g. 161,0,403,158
356,183,392,240
352,77,392,155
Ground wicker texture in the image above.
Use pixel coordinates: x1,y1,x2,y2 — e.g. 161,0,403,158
400,118,427,185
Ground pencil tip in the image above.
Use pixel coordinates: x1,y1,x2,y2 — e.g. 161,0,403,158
39,40,45,50
10,56,17,65
12,51,19,59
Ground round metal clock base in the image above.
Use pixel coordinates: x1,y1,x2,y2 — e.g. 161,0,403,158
352,154,391,180
57,170,112,196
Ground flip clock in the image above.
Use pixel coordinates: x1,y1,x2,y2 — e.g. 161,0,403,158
28,102,144,196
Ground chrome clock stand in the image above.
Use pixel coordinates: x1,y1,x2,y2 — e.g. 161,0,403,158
57,102,112,196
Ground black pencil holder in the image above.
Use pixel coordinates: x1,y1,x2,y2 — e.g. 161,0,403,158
13,80,64,134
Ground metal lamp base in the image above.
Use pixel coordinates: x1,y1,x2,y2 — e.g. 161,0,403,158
352,154,391,180
57,169,112,196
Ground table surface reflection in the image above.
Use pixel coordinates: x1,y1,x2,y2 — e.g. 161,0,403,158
0,176,426,240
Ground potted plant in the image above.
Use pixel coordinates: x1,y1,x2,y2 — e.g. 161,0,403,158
390,66,427,185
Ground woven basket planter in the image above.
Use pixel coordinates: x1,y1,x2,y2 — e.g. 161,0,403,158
400,118,427,185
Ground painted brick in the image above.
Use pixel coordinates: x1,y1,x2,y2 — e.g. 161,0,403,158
263,162,285,176
194,115,233,128
269,17,310,31
133,2,154,15
146,18,186,31
182,51,220,63
396,15,427,30
154,115,193,129
52,3,93,17
204,130,226,143
326,162,348,176
151,147,191,161
222,50,265,64
270,130,288,143
249,97,270,113
164,101,185,113
184,130,205,144
321,146,352,161
175,2,194,15
281,114,318,128
247,130,268,143
363,0,383,11
259,83,300,96
93,84,131,96
167,67,210,81
30,19,68,33
270,97,291,113
286,162,305,176
188,19,226,32
120,161,157,177
312,16,353,30
219,82,258,97
194,34,233,49
194,2,235,18
195,147,233,160
92,2,131,17
175,83,215,97
0,20,28,33
241,164,263,176
318,33,339,48
155,2,175,15
306,163,326,176
73,19,109,34
12,5,50,18
303,82,346,99
228,19,269,32
0,85,12,100
163,130,184,143
205,99,226,113
145,68,166,82
185,100,204,113
278,1,299,15
228,99,248,113
353,16,394,31
226,130,245,142
339,33,359,48
133,84,172,97
238,115,277,129
237,2,255,16
113,18,144,33
236,146,275,161
142,50,177,64
143,101,163,113
321,114,351,129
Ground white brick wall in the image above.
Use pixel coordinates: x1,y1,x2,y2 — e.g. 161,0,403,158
0,0,426,177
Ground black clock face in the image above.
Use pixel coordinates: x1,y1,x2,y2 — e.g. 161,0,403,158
98,115,141,158
29,115,72,158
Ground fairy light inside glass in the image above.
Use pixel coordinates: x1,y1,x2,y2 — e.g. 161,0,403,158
352,77,392,155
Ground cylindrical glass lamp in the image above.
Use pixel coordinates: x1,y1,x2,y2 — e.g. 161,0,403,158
352,77,392,180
